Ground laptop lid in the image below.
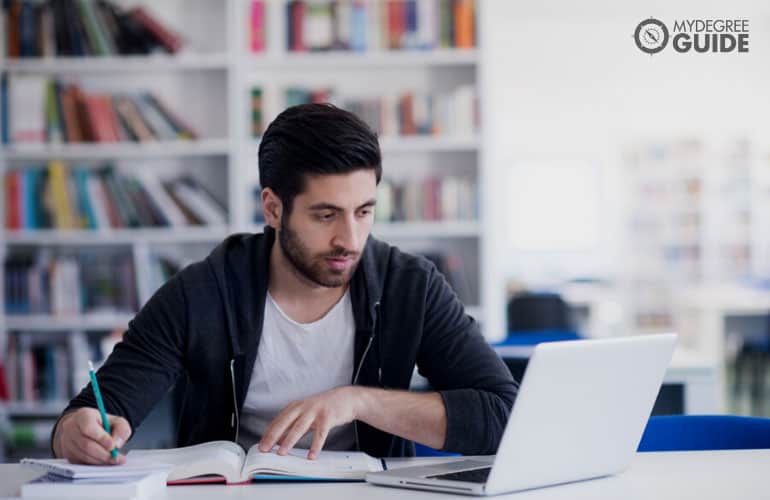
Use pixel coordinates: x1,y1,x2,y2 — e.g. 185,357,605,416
483,333,676,495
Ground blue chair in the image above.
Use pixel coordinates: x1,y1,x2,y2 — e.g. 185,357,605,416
414,443,461,457
638,415,770,452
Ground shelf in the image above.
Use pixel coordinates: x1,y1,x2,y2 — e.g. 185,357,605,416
3,227,231,245
0,53,230,73
249,136,479,154
4,401,68,418
245,49,478,69
372,221,480,239
2,140,231,161
5,313,134,331
379,136,480,153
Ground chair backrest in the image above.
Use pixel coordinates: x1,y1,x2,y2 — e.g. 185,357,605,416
413,442,461,457
638,415,770,452
507,292,570,333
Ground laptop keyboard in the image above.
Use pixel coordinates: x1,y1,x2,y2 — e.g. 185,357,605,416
427,467,492,484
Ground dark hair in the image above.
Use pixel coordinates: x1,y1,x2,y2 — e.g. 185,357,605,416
258,103,382,213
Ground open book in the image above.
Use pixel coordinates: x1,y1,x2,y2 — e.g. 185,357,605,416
126,441,385,484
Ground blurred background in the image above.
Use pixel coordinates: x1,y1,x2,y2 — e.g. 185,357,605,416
1,0,769,460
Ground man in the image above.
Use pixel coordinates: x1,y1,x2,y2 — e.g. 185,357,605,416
52,103,518,465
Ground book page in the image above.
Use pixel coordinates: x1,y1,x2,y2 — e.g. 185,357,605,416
242,445,383,481
127,441,245,483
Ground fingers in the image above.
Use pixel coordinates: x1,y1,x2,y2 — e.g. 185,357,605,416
278,412,316,455
308,425,330,460
76,412,115,452
62,436,113,465
58,408,129,465
109,415,132,449
259,405,301,452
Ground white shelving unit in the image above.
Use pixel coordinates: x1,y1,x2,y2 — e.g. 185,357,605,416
1,0,500,440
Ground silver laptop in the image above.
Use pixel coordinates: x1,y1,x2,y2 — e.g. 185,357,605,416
366,333,677,496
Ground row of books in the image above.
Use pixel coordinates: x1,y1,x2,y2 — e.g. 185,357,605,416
3,335,70,404
375,176,478,222
3,76,198,145
250,85,477,138
5,0,182,58
252,175,477,224
4,163,227,230
278,0,475,52
2,330,118,406
4,250,138,315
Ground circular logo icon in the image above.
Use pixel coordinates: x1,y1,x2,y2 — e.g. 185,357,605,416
634,18,669,54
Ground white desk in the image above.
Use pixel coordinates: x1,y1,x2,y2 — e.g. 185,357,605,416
2,450,769,499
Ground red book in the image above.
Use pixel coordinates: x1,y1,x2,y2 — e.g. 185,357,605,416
399,93,416,135
5,171,21,230
73,86,95,142
290,1,306,52
130,6,183,53
387,0,405,50
85,95,109,142
0,360,10,401
100,95,122,142
7,2,21,58
250,0,265,52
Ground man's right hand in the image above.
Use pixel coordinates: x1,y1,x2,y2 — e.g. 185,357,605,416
52,407,132,465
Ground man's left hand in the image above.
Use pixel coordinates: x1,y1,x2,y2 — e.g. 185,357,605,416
258,386,362,460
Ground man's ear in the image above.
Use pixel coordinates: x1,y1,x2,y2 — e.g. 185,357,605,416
261,188,283,230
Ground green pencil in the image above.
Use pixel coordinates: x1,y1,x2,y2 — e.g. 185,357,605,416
89,361,119,460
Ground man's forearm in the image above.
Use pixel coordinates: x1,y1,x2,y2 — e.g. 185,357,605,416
354,387,447,450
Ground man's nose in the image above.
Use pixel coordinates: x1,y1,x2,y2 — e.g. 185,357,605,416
332,215,359,251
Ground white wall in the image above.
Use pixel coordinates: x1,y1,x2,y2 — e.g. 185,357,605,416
481,0,770,286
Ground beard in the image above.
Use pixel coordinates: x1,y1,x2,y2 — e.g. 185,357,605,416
278,214,361,288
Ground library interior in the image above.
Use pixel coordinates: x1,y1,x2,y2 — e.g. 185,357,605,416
0,1,769,499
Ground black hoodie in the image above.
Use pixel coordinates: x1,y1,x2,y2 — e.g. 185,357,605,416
57,227,518,457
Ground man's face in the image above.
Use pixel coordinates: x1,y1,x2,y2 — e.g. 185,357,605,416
278,170,377,288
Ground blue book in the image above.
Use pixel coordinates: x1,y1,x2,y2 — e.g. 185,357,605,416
18,2,37,57
74,168,98,229
404,0,418,49
26,168,41,229
350,2,367,52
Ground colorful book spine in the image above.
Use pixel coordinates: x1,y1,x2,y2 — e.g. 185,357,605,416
250,0,265,52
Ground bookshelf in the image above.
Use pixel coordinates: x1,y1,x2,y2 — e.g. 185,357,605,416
1,0,497,459
622,137,770,340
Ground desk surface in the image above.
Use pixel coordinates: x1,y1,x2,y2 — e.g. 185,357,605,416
2,450,769,499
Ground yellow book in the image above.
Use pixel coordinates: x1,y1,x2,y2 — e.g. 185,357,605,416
47,160,77,229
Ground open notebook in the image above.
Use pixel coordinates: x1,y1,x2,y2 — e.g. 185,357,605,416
126,441,385,484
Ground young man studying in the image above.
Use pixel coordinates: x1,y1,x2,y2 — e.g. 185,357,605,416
51,104,518,465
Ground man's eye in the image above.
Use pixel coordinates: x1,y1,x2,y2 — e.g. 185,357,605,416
319,213,335,221
359,209,372,217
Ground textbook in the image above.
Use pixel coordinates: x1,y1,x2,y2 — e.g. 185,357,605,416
126,441,386,484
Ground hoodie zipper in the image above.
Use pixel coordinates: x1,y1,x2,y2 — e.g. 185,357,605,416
230,358,240,444
353,301,380,450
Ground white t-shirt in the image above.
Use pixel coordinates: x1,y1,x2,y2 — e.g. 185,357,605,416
238,290,357,451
